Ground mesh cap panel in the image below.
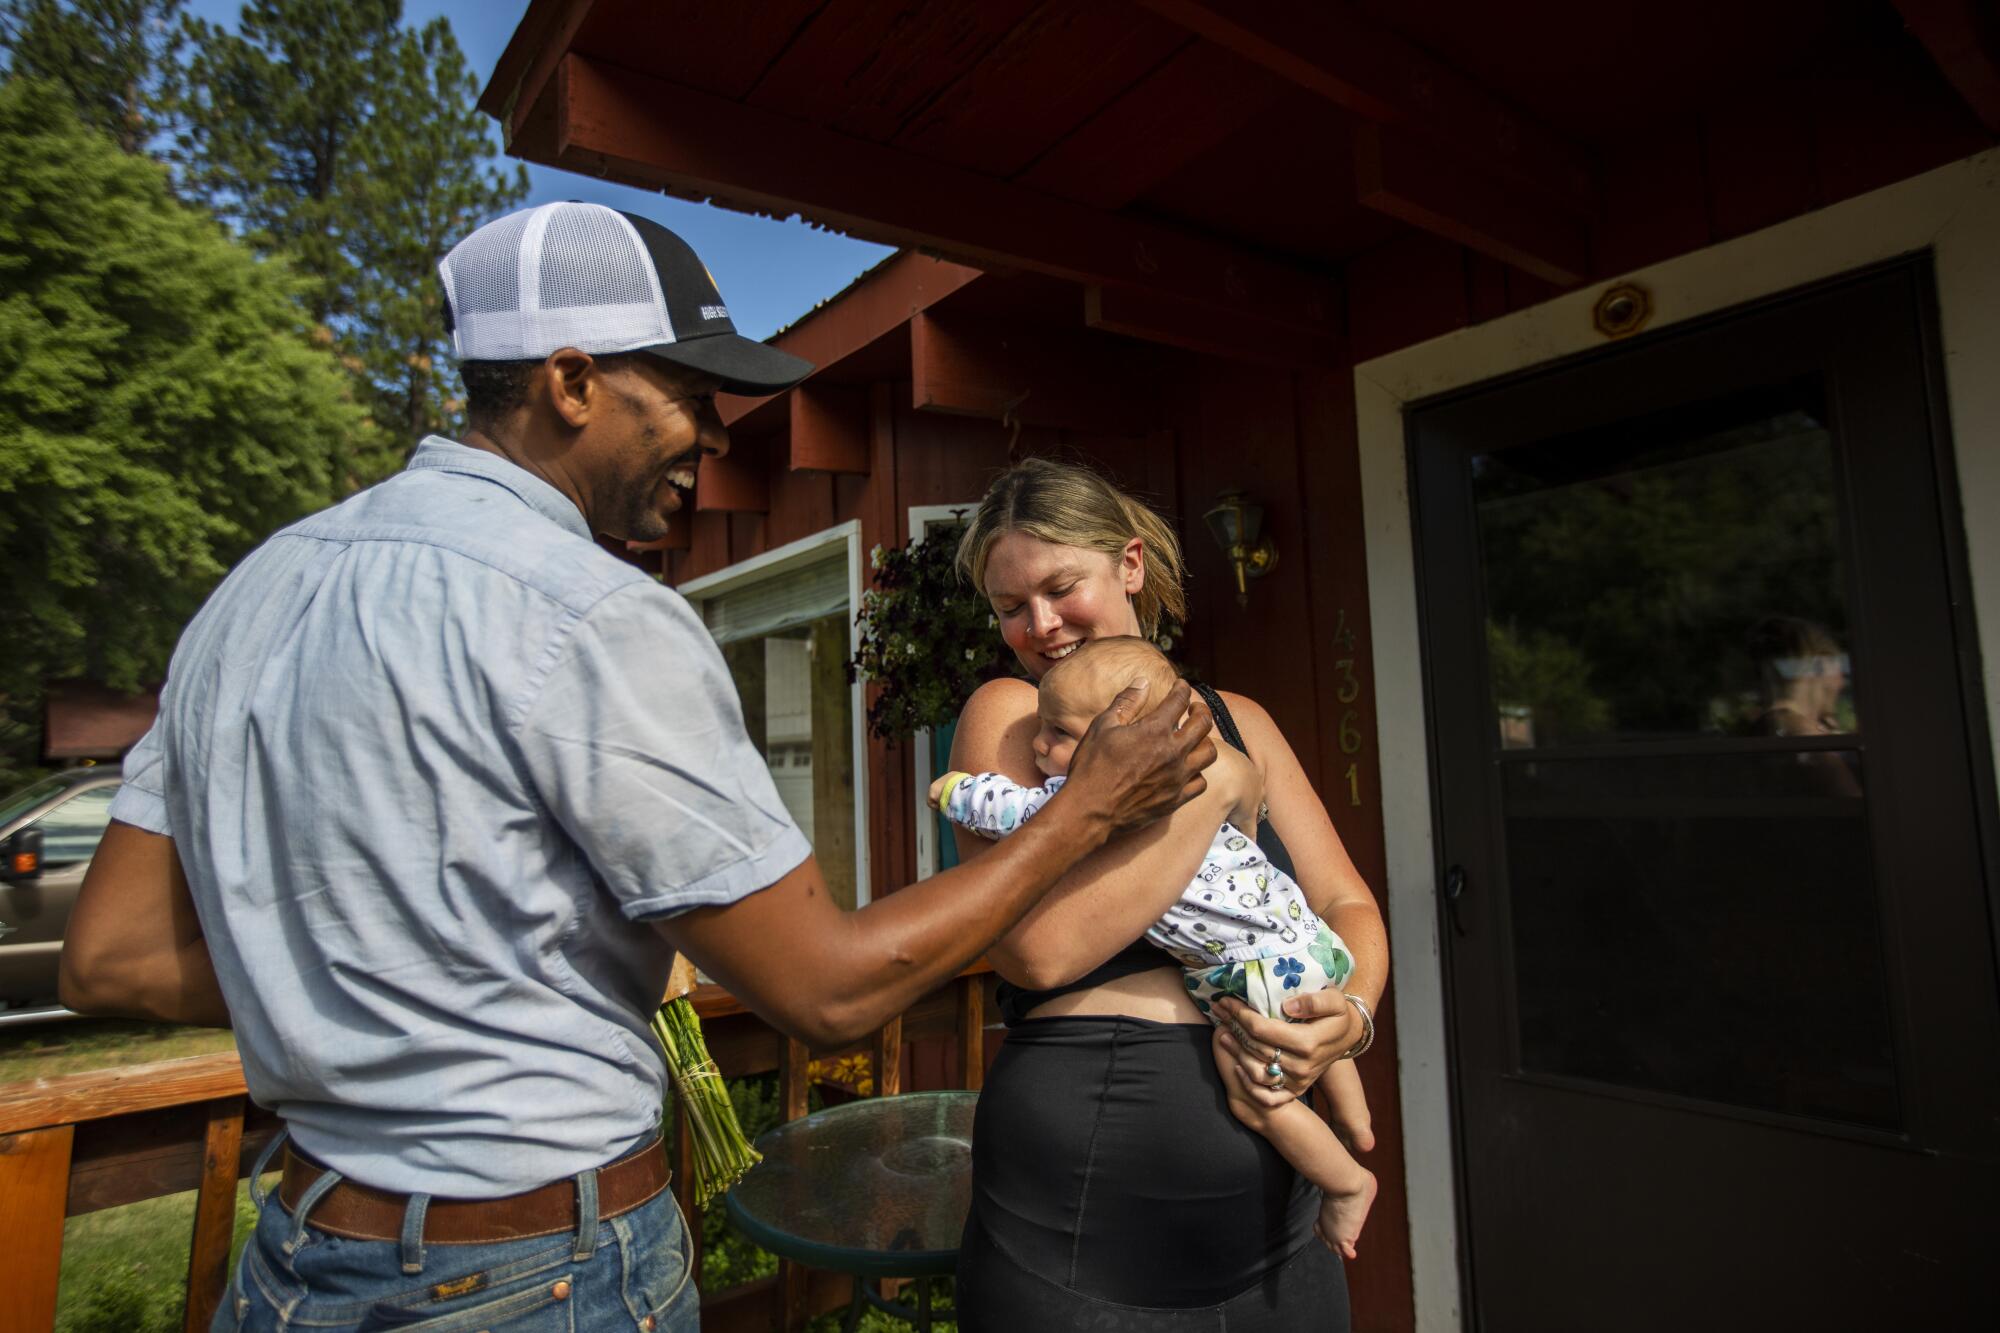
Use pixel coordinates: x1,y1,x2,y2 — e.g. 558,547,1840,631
439,202,811,394
441,202,673,361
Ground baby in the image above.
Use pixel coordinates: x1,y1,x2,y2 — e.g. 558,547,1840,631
930,637,1377,1258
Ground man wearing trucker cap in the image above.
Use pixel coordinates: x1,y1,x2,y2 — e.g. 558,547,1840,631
58,203,1222,1329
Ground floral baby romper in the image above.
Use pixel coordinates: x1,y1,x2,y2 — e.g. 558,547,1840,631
935,771,1354,1020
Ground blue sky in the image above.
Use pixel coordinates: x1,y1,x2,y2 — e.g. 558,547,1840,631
184,1,894,339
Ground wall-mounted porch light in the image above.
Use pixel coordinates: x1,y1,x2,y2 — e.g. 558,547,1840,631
1204,488,1279,607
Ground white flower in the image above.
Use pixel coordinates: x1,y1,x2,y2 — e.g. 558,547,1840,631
964,649,976,661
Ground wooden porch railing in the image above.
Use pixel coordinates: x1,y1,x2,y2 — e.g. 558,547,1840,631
0,966,992,1333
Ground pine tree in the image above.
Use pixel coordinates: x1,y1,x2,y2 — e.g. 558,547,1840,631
0,77,366,784
176,0,524,443
175,0,400,325
346,19,527,441
0,0,186,154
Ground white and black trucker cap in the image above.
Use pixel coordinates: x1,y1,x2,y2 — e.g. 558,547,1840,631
438,201,813,396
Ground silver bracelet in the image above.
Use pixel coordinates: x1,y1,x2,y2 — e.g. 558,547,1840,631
1338,993,1375,1061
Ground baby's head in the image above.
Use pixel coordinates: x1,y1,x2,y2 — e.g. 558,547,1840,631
1033,636,1180,777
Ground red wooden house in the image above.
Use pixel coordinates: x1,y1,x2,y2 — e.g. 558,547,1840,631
473,2,2000,1328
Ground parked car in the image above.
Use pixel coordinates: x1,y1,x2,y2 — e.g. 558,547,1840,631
0,767,122,1009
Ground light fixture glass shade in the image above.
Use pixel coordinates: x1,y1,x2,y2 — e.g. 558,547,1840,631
1204,489,1262,552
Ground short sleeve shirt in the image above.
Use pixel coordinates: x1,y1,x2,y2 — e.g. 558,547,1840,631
110,437,810,1196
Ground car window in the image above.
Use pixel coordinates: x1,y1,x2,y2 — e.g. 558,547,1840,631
34,786,121,868
0,776,67,828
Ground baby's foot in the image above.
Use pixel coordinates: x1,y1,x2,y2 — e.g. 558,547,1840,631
1314,1170,1378,1261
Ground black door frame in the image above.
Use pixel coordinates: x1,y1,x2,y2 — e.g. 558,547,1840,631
1403,253,2000,1328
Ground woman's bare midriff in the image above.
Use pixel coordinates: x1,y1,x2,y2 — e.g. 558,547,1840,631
1022,963,1209,1024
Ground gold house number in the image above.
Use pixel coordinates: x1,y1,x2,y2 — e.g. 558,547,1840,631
1331,610,1363,806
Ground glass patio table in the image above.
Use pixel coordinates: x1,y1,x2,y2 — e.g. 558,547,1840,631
725,1090,977,1332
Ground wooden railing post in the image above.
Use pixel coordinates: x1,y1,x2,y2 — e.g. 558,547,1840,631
2,1124,75,1333
184,1096,246,1332
871,1015,903,1098
776,1036,811,1331
957,975,985,1090
672,1098,703,1292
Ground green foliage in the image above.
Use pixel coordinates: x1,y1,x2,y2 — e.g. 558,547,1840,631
175,0,526,438
0,78,364,783
1476,412,1846,743
0,0,186,154
850,523,1019,740
344,17,528,440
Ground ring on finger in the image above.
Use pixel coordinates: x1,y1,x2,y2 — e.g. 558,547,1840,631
1265,1058,1285,1088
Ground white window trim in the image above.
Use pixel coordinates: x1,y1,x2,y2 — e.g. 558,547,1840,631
908,503,985,880
1356,148,2000,1332
678,520,872,907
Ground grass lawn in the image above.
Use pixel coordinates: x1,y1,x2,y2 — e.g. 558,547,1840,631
0,1016,237,1085
56,1181,259,1333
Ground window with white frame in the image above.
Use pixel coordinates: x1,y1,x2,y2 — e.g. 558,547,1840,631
909,503,985,881
678,522,870,909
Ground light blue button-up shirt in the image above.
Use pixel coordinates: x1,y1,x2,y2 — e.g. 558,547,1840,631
110,437,810,1196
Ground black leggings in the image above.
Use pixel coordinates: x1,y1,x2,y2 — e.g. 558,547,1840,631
956,1015,1349,1331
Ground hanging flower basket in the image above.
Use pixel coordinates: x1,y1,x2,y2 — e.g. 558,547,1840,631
848,520,1019,740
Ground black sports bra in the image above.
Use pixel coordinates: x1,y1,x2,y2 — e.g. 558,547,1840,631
995,681,1297,1026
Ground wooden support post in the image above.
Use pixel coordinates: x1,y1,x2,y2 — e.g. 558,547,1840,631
672,1100,702,1291
183,1097,245,1333
957,976,986,1091
778,1036,810,1124
1,1124,74,1333
775,1034,811,1330
872,1016,903,1099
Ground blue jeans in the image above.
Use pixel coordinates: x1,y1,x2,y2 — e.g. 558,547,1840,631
215,1134,699,1332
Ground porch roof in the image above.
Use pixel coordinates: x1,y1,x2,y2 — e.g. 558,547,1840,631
483,1,1997,363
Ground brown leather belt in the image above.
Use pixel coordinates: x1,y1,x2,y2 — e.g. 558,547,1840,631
277,1138,671,1244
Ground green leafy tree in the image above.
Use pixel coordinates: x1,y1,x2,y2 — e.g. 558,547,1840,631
0,78,365,784
176,0,525,441
0,0,185,154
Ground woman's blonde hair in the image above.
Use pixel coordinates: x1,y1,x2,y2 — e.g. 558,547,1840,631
955,457,1187,637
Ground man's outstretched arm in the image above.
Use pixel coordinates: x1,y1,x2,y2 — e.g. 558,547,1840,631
60,821,231,1027
658,680,1219,1047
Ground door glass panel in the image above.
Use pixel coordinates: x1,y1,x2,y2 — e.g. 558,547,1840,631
1503,752,1897,1129
1475,385,1857,749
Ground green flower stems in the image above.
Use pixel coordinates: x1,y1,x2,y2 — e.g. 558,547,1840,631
653,997,762,1208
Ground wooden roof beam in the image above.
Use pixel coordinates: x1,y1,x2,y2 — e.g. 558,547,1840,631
1355,124,1589,287
717,252,981,428
481,0,597,147
549,54,1337,338
1894,0,2000,134
789,383,871,475
1134,0,1597,208
1084,284,1343,369
911,311,1164,436
695,442,770,514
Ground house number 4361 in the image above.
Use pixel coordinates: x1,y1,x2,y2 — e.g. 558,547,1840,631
1332,610,1363,807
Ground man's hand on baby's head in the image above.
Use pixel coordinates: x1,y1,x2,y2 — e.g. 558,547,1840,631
1064,679,1217,837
